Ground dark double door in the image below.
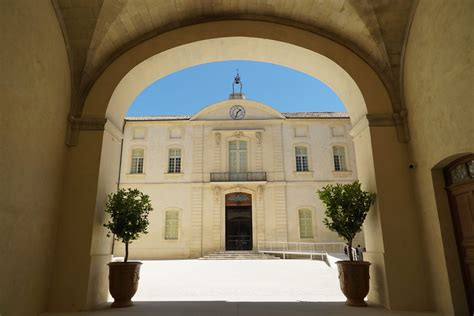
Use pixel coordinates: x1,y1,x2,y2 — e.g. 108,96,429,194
445,155,474,313
225,206,252,250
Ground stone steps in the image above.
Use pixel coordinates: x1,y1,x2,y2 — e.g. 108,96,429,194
200,251,280,260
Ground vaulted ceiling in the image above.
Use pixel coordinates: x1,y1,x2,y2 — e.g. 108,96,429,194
53,0,416,115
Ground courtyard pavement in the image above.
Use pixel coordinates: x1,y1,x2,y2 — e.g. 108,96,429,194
44,259,439,316
131,259,345,302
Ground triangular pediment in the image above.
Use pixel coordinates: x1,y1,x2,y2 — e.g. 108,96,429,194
190,99,285,121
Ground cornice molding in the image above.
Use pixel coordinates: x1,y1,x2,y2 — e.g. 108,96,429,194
350,111,409,143
66,116,107,146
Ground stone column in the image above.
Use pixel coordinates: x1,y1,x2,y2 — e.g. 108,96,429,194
351,119,431,309
49,126,120,311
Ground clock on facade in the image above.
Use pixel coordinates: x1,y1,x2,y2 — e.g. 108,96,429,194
229,105,245,120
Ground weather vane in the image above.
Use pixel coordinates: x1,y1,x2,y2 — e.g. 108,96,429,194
232,69,243,94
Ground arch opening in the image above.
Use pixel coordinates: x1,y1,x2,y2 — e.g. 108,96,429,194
101,36,369,130
51,20,430,312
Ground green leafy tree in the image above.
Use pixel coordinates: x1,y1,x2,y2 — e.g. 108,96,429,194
104,188,153,262
317,181,376,261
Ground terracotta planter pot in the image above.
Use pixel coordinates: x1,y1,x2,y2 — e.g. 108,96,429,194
108,261,142,308
336,260,371,307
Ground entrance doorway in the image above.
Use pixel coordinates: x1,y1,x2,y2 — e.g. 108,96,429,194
445,154,474,313
225,193,252,251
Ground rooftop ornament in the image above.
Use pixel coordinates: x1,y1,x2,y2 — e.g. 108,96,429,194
232,70,243,94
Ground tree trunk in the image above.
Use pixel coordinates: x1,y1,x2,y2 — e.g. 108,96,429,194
125,241,129,263
348,239,353,261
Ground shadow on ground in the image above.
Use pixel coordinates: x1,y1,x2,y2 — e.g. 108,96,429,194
43,301,439,316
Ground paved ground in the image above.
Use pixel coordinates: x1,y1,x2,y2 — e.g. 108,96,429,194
44,259,439,316
45,301,439,316
131,259,345,302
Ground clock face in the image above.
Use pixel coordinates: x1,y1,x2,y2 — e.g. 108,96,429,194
229,105,245,120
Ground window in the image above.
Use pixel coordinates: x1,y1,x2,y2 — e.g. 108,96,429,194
168,148,181,173
295,146,309,172
130,148,144,174
164,210,179,240
229,140,248,172
299,209,314,238
333,146,347,171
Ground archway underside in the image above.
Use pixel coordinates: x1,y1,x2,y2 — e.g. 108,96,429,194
75,21,409,145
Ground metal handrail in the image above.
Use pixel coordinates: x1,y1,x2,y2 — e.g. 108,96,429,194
257,240,346,254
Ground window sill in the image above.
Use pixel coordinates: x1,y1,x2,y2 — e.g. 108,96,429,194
126,173,145,176
164,172,184,179
332,170,352,177
293,171,313,176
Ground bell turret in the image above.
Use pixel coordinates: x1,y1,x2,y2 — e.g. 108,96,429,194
229,70,245,100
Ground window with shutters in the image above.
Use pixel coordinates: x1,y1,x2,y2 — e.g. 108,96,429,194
130,148,144,174
299,209,314,238
228,140,248,172
168,148,182,173
164,210,179,240
333,146,347,171
295,146,309,172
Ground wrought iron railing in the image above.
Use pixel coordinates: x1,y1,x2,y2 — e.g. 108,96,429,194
210,172,266,182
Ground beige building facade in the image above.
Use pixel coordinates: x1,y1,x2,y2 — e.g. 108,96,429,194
117,98,362,259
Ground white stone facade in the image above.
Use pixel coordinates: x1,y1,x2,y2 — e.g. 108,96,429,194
117,99,362,259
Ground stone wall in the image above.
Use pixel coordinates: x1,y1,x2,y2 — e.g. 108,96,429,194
404,1,474,314
0,1,70,315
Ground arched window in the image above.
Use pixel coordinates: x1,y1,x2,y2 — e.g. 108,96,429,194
130,148,144,174
168,148,182,173
164,210,180,240
333,146,347,171
299,209,314,238
295,146,309,172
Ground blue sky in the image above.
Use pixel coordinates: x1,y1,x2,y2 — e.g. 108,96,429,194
126,60,346,116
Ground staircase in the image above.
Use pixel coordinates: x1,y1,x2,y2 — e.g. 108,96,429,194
200,251,280,260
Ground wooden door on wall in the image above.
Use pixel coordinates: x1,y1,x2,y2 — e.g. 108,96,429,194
445,154,474,312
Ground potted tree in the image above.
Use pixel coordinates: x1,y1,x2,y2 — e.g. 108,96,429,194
318,181,376,307
103,188,153,308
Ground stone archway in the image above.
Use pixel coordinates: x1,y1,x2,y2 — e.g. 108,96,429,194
49,20,428,312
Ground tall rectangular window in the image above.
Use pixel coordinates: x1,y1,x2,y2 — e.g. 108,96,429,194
165,210,179,240
130,148,144,174
168,148,181,173
295,146,309,172
299,209,314,238
229,140,248,172
333,146,347,171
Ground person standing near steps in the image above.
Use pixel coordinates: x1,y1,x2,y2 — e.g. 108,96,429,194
356,244,363,261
